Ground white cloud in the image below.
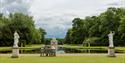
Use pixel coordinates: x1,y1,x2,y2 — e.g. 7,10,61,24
1,0,124,38
29,0,124,38
0,0,32,14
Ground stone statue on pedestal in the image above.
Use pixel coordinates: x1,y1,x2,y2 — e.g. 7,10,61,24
11,31,20,58
13,31,20,47
50,38,58,55
108,31,115,57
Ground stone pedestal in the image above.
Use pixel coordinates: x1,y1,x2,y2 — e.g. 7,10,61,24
11,47,19,58
108,47,115,57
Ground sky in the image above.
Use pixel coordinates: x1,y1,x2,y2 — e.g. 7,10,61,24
0,0,125,38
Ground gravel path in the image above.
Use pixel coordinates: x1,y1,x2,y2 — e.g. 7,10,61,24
1,53,125,56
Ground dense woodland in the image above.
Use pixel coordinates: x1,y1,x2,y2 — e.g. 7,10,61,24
65,7,125,46
0,13,46,46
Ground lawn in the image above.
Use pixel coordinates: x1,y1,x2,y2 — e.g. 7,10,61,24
0,56,125,63
0,44,125,51
0,44,125,53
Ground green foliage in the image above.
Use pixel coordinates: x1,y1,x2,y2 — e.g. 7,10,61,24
39,28,46,44
56,38,64,45
64,29,73,44
45,38,64,45
84,37,100,43
45,38,52,45
0,13,46,46
65,7,125,46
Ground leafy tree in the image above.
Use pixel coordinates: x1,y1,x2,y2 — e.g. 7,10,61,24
0,13,46,46
65,7,125,46
39,28,46,44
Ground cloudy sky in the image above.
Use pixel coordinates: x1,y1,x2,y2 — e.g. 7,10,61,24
0,0,124,38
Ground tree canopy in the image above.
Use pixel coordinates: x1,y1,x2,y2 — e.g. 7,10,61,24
0,13,46,46
65,7,125,46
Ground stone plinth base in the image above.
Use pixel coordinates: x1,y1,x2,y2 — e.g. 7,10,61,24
11,47,19,58
108,47,116,57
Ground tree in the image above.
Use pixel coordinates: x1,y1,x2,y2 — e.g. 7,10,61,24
71,18,86,44
64,29,73,44
0,13,46,46
65,7,125,46
39,28,46,44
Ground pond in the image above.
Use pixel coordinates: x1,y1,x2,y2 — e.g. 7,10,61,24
0,46,125,54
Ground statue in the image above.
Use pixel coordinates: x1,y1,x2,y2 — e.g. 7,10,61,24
13,31,20,47
108,31,115,47
51,38,58,45
50,38,58,51
50,38,58,56
108,31,116,57
11,31,20,58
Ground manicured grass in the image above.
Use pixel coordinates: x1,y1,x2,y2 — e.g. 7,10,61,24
0,44,125,53
0,47,11,51
0,44,44,51
0,45,125,50
63,45,125,50
0,44,125,49
0,56,125,63
25,44,44,48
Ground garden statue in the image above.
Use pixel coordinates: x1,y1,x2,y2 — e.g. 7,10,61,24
13,31,20,47
50,38,58,56
50,38,58,51
108,31,115,47
11,31,20,58
108,31,115,57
